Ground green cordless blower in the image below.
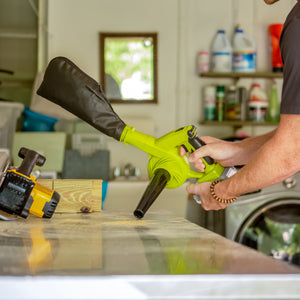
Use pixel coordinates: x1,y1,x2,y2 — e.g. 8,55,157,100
37,57,236,218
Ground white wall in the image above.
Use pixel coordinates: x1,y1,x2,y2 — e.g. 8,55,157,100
47,0,296,178
47,0,179,138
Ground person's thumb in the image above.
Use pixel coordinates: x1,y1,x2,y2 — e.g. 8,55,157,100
186,183,198,194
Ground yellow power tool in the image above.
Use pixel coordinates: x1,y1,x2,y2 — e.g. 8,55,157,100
0,147,60,221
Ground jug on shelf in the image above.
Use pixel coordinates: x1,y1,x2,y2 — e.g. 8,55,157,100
211,30,232,73
232,28,257,73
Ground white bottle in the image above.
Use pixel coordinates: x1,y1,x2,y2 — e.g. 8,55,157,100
248,83,268,121
211,30,232,73
249,83,267,102
232,28,257,72
197,51,210,74
203,85,216,121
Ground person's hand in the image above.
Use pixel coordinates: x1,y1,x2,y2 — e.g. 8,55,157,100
180,136,239,171
180,136,240,210
180,146,205,172
186,182,230,211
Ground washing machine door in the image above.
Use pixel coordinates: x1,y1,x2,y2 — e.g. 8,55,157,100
234,199,300,266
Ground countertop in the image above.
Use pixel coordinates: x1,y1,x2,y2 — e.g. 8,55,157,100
0,210,299,299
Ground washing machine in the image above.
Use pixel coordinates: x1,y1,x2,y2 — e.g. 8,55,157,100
225,172,300,266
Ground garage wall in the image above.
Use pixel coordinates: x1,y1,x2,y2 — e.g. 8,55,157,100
47,0,179,138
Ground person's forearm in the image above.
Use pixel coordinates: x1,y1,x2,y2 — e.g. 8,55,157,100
215,116,300,199
231,129,276,166
217,138,292,199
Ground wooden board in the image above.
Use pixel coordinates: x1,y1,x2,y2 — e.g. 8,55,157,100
37,179,102,213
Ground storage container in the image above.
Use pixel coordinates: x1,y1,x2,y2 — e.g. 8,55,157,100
72,133,107,156
13,132,67,173
0,101,24,152
248,101,268,122
22,108,57,132
62,149,110,181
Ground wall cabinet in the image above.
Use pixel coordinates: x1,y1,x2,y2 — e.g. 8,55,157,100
0,0,47,106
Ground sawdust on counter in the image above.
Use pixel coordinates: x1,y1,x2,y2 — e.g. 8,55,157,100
102,220,155,226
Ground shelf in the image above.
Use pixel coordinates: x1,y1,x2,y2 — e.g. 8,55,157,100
0,28,37,39
200,72,283,79
200,120,278,130
199,73,281,131
0,74,34,86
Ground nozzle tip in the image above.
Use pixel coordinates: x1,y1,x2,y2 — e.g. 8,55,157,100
134,209,144,219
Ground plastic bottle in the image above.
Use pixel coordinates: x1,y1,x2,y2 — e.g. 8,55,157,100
266,83,280,122
225,85,238,120
232,28,257,72
248,101,268,122
248,83,268,121
238,87,247,121
197,51,210,74
249,83,268,102
269,24,284,72
211,30,232,73
203,85,216,121
216,85,225,121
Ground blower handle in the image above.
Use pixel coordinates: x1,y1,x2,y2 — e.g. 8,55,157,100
187,129,214,165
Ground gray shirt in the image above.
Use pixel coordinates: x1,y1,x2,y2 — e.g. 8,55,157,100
280,1,300,114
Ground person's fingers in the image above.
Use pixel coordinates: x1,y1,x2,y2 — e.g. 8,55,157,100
189,146,211,163
179,146,186,156
193,159,206,172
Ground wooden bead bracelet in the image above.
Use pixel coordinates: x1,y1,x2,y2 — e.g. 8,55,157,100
210,180,237,204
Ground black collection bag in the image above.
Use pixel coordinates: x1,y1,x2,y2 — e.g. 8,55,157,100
37,56,126,141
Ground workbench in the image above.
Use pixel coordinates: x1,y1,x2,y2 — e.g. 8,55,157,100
0,210,299,299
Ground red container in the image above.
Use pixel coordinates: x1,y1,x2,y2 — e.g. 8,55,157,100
269,23,284,72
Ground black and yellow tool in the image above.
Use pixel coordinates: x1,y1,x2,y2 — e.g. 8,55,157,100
0,147,60,221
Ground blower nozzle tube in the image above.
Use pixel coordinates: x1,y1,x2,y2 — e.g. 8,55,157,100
134,169,171,219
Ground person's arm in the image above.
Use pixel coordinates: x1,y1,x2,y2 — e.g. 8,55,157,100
187,114,300,210
222,129,276,165
185,129,276,172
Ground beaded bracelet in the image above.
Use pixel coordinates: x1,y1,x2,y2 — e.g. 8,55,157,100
210,180,237,204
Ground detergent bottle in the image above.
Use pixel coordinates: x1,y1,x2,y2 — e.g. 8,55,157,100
248,83,268,122
232,28,257,72
211,30,232,72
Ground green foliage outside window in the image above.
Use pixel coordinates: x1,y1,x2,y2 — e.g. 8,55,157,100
104,38,154,100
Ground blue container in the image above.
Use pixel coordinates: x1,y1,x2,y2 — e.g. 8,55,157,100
101,181,108,209
22,108,57,132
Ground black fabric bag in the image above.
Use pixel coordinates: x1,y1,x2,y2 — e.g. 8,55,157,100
37,56,126,141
